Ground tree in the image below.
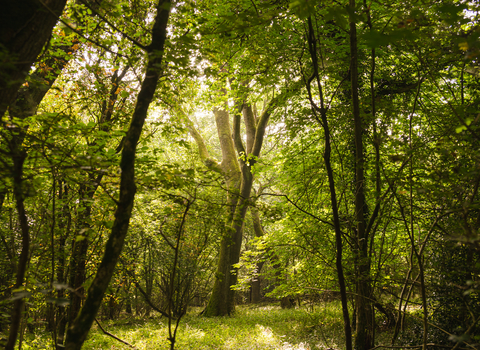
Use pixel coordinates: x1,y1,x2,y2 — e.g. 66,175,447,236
0,0,68,118
1,0,480,349
63,1,171,347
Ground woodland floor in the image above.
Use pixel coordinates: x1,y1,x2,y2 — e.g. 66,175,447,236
21,301,409,350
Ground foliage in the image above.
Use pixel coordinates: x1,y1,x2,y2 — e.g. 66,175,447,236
1,0,480,348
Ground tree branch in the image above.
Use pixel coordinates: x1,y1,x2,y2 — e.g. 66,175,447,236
173,107,224,174
262,192,335,228
78,0,148,51
94,318,137,349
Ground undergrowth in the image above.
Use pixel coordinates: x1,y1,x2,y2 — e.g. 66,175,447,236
21,302,347,349
20,301,427,349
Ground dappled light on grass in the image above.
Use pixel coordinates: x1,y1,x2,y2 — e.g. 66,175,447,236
19,303,347,349
257,324,275,341
253,324,310,350
220,323,309,349
184,323,206,339
76,303,348,349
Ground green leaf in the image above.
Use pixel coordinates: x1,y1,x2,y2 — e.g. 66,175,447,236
437,3,468,24
456,119,472,133
46,297,71,307
324,6,348,29
11,291,31,300
104,220,114,229
361,30,392,48
75,235,86,242
289,0,316,19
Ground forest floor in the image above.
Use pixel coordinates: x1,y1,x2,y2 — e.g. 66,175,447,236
22,301,400,349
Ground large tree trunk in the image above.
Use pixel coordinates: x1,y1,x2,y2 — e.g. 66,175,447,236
203,105,242,316
204,98,275,316
0,0,68,118
63,1,171,348
178,103,241,316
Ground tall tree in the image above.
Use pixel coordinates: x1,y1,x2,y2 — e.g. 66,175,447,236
175,76,298,316
346,0,375,348
304,14,353,350
64,0,171,347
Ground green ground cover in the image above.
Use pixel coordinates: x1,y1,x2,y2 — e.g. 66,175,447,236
85,303,345,350
22,302,354,349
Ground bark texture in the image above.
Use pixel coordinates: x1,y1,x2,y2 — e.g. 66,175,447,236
0,0,68,118
203,104,242,316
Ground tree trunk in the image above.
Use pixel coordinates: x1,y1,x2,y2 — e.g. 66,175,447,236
55,180,70,347
63,2,170,348
305,16,353,350
204,100,275,316
181,83,296,316
249,193,268,303
5,148,29,350
348,2,374,348
250,260,264,303
0,0,68,118
203,105,242,316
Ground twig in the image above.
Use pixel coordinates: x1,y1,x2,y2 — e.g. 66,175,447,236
37,0,130,58
261,192,335,228
119,258,170,318
78,0,148,51
94,318,137,349
133,280,170,318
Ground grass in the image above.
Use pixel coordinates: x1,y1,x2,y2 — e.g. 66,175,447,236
81,302,346,350
15,301,442,349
